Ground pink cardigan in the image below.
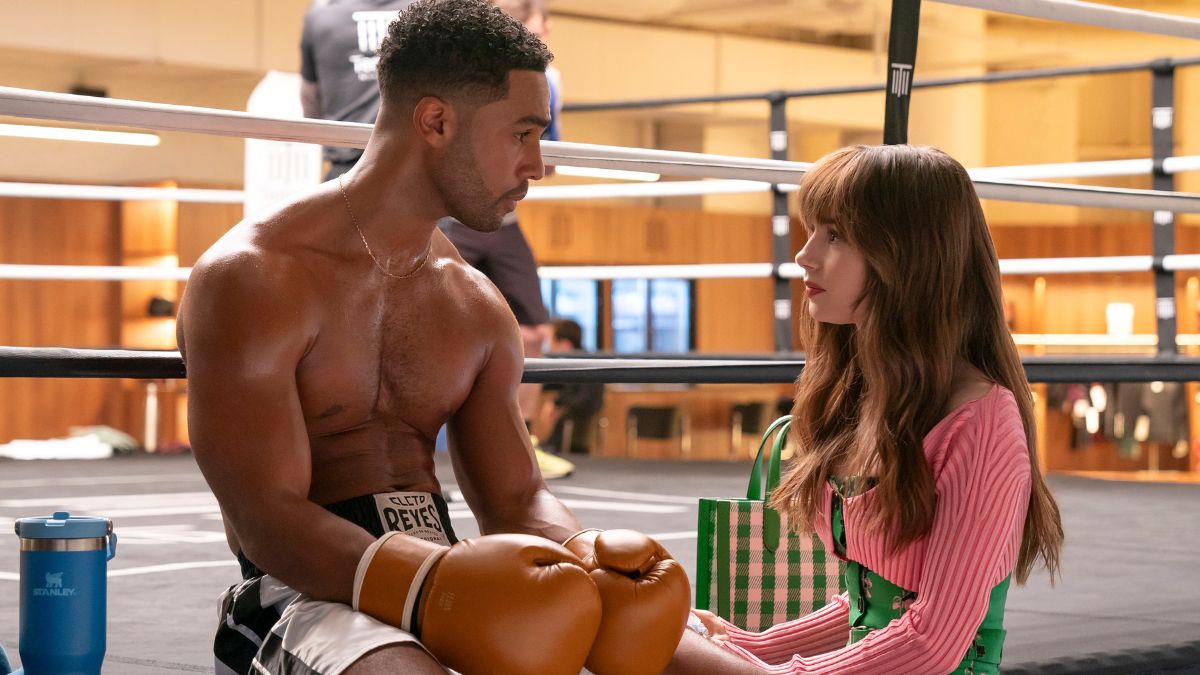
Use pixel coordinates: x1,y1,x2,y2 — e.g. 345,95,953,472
719,385,1032,674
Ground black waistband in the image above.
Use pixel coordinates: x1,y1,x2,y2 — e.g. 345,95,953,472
237,491,458,580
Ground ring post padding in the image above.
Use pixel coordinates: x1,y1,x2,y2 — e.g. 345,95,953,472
883,0,922,145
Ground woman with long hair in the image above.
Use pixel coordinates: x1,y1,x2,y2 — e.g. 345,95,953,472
667,144,1063,674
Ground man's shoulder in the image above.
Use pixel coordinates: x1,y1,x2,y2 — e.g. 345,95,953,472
181,221,323,361
433,235,520,330
191,218,314,302
440,249,507,307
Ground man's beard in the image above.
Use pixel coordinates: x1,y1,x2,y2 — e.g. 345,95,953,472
433,135,506,233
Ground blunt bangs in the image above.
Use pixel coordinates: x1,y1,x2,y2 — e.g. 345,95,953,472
797,147,870,244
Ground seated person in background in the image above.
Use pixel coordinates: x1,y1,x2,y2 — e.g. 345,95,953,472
536,318,605,455
181,2,688,673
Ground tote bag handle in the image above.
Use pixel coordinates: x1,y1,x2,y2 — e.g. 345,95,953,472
746,415,791,552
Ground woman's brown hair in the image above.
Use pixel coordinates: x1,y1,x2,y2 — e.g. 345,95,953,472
768,144,1062,584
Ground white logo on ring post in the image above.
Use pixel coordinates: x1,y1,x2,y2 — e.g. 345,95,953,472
890,63,913,97
1152,107,1173,130
1157,297,1176,321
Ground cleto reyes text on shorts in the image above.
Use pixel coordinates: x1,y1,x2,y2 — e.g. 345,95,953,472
373,491,452,545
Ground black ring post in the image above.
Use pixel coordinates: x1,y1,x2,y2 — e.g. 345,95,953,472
768,93,794,352
1151,61,1178,357
883,0,922,145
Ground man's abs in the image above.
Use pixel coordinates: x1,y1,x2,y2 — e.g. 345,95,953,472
221,430,441,558
307,428,441,505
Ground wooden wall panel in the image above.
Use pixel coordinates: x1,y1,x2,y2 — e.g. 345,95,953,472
120,193,179,350
782,217,1199,473
0,196,123,444
519,202,781,455
992,222,1197,473
177,200,242,267
991,223,1178,336
5,191,1195,469
518,202,775,352
518,202,771,265
695,278,774,353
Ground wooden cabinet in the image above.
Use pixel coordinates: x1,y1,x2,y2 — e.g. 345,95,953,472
598,384,791,460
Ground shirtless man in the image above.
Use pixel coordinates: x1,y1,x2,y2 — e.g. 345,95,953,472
178,2,688,674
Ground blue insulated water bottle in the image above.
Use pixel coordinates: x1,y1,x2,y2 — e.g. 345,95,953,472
15,512,117,675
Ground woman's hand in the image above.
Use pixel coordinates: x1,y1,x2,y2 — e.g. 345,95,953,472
690,609,730,643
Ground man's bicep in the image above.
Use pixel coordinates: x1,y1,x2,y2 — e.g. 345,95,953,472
447,326,540,520
187,346,312,501
182,267,314,524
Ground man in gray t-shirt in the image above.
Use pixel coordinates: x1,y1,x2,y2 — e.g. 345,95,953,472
300,0,414,177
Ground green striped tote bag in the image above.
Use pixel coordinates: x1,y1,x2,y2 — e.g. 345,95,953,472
695,416,845,632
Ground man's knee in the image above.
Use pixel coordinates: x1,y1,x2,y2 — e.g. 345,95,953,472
343,642,448,675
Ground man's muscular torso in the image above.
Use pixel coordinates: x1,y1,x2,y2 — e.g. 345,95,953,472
180,185,519,551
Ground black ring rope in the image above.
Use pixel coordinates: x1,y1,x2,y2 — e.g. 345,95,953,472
6,347,1200,384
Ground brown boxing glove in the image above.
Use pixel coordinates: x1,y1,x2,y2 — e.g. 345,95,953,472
355,532,602,675
563,529,692,675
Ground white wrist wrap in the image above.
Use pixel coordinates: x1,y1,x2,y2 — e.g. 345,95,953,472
352,532,398,612
561,528,603,548
399,545,449,634
352,532,450,633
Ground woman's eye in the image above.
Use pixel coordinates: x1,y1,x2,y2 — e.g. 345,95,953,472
828,231,841,243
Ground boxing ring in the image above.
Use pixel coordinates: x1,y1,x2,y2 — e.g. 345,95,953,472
2,0,1200,671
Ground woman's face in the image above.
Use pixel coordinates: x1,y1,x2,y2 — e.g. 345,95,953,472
794,221,867,325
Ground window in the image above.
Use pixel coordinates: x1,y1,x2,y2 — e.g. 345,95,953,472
540,278,600,352
611,279,693,353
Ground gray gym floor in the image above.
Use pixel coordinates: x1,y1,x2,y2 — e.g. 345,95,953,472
0,454,1197,673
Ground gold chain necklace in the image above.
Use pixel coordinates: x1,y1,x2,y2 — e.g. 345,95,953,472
338,173,432,280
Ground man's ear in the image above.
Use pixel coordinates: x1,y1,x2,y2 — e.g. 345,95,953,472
413,95,458,149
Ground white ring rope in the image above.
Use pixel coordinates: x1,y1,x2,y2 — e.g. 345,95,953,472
539,139,814,183
967,179,1198,213
2,86,1200,214
12,256,1200,283
0,182,245,204
0,86,369,148
1163,254,1200,272
531,179,779,201
7,156,1200,204
0,264,191,282
967,156,1200,181
540,263,775,280
931,0,1200,40
998,256,1153,275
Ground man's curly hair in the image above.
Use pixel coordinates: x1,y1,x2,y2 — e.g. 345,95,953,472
377,0,552,107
